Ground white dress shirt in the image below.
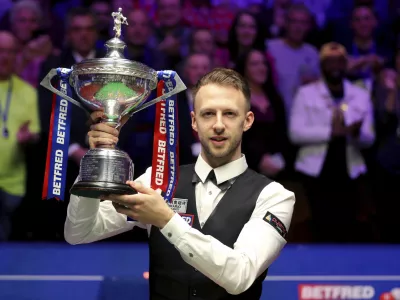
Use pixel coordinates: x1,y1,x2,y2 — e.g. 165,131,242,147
64,155,295,295
289,80,375,178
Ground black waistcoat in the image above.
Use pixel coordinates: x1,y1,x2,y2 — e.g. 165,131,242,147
148,164,272,300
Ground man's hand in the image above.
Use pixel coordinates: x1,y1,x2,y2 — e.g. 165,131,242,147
346,120,363,138
17,121,38,144
331,108,346,137
104,181,175,229
87,111,122,149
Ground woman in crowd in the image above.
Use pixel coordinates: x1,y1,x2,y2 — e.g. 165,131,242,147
235,48,293,180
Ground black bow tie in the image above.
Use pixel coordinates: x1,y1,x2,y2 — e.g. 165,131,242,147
192,170,233,191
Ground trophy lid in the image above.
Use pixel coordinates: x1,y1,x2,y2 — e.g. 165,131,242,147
69,7,157,89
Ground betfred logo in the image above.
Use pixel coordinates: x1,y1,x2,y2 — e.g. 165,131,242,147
179,213,194,227
298,284,375,299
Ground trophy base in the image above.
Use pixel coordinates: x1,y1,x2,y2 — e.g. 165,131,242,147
70,181,136,199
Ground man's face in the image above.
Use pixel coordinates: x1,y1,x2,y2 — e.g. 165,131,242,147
285,11,310,43
0,33,17,79
321,56,347,84
351,7,376,39
11,8,40,43
191,84,253,165
126,10,150,46
184,54,211,87
67,16,97,55
158,0,182,28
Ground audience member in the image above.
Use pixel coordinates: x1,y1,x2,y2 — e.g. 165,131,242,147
267,3,320,119
235,49,293,180
0,31,40,241
289,42,375,242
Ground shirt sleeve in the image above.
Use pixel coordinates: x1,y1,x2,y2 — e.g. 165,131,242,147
64,167,152,244
159,181,295,295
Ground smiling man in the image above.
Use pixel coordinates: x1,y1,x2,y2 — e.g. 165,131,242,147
64,68,295,299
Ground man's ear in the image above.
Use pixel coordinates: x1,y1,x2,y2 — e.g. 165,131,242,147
243,111,254,132
191,111,198,132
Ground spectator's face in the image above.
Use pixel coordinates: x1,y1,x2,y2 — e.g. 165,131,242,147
91,1,112,32
126,11,151,46
184,54,211,87
11,8,40,44
67,16,97,55
236,13,257,48
285,11,310,43
245,50,268,85
351,7,376,39
191,84,253,165
321,56,347,84
0,32,17,79
158,0,182,28
192,30,214,55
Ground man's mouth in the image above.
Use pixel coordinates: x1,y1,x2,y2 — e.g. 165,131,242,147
210,136,228,142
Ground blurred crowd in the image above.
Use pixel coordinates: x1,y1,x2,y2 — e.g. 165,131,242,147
1,0,400,244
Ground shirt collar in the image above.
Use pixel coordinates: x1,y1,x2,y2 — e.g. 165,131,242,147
72,50,96,63
194,154,248,185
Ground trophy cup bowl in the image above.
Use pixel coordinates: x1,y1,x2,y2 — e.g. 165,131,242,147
68,58,158,198
40,8,186,199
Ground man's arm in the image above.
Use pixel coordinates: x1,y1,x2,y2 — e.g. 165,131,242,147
64,168,151,244
159,182,295,295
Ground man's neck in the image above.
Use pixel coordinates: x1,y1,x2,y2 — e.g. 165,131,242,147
353,36,373,50
74,50,93,59
284,38,303,49
326,80,344,94
200,148,241,169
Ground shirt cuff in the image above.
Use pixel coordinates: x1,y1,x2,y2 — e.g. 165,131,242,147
160,213,191,245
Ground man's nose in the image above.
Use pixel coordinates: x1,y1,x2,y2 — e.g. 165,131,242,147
213,114,225,132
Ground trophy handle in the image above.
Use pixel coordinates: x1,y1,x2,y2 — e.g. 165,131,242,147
40,68,90,115
130,73,187,115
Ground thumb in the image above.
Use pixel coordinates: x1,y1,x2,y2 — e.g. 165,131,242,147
126,181,157,195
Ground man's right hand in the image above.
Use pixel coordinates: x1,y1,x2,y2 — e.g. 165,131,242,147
87,111,120,149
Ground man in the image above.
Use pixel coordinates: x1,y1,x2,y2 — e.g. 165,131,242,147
289,42,375,242
65,68,295,299
267,3,320,119
0,31,40,240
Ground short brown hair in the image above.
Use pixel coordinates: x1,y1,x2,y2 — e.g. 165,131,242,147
192,68,251,111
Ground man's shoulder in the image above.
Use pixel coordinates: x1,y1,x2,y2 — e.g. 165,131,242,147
245,168,274,186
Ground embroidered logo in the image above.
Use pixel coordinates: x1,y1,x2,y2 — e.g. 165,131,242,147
180,213,194,227
263,211,287,238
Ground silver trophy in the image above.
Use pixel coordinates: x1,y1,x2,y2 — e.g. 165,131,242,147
40,8,186,198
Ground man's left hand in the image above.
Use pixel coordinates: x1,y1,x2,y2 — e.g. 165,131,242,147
17,121,38,144
103,181,175,229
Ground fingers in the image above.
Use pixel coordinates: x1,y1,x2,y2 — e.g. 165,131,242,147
126,181,157,196
89,110,105,125
112,202,139,219
90,123,119,137
87,123,119,149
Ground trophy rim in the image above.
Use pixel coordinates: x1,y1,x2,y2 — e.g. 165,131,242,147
70,58,158,90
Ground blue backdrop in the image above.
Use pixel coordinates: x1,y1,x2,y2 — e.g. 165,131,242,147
1,243,399,300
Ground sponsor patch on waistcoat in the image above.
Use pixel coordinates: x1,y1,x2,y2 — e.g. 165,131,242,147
167,198,188,213
263,211,287,238
179,213,194,227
